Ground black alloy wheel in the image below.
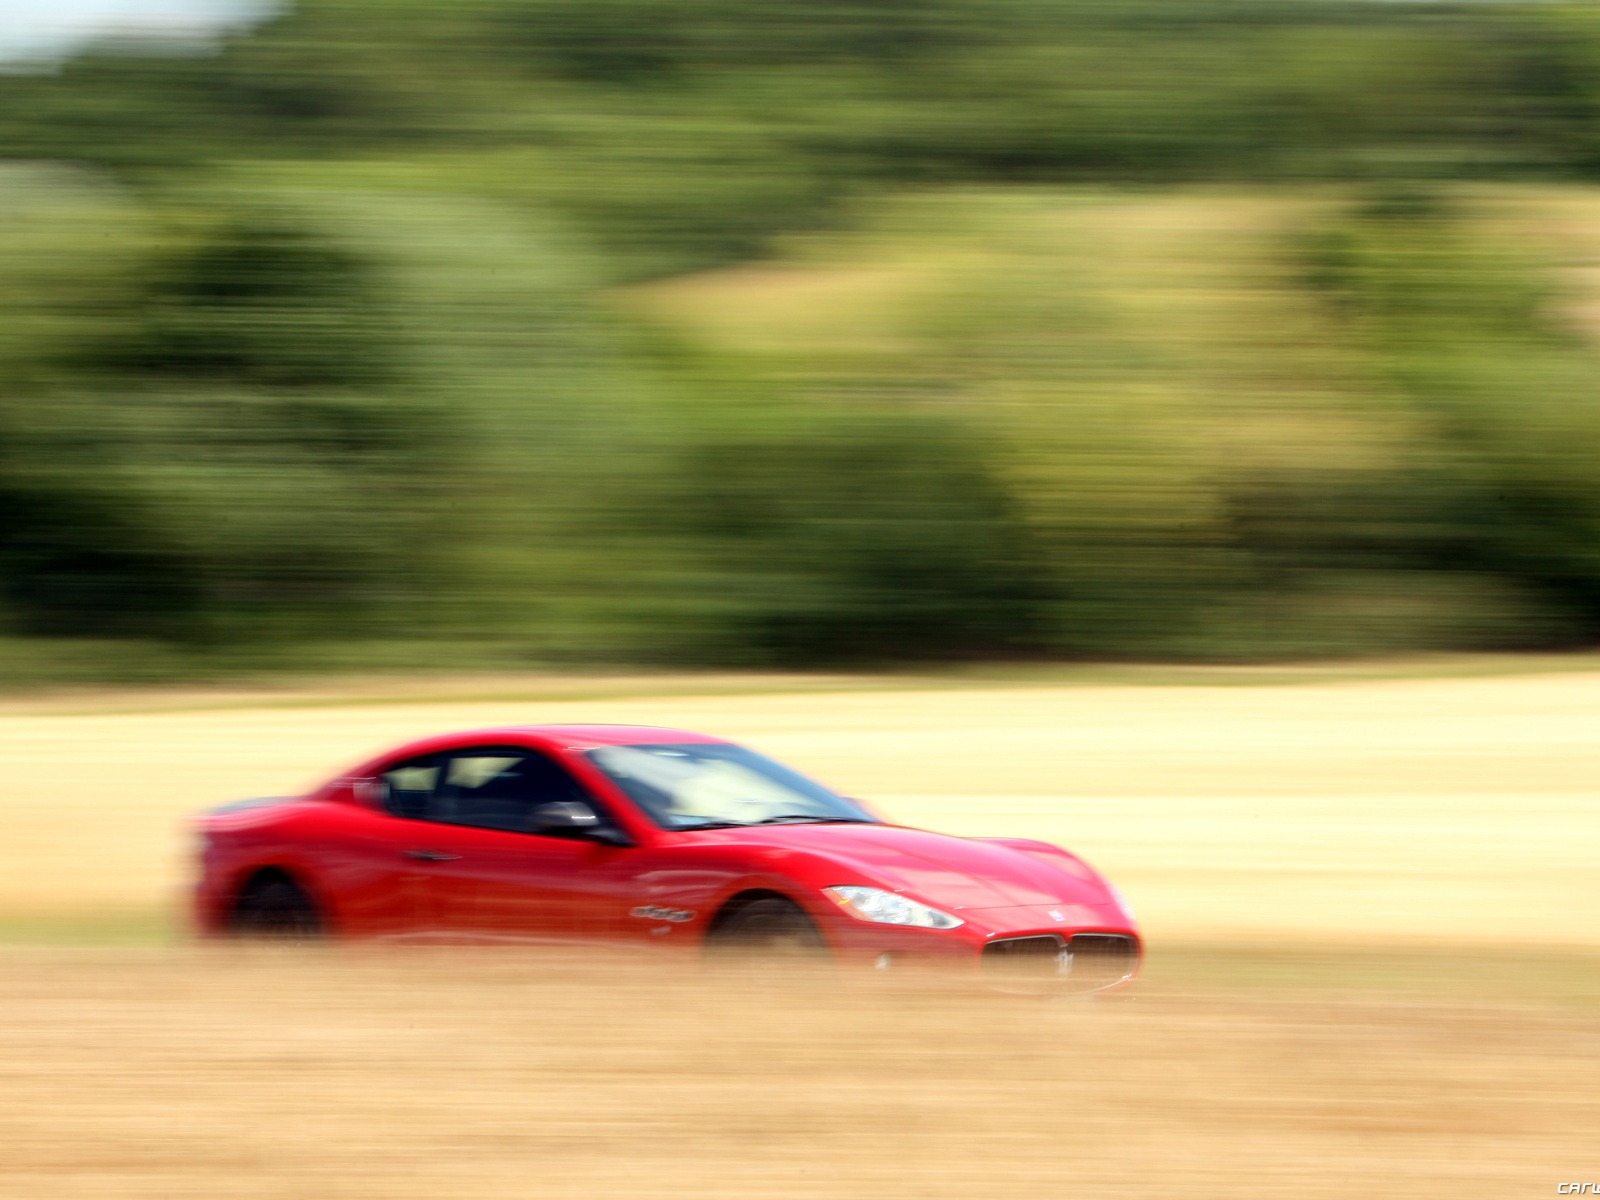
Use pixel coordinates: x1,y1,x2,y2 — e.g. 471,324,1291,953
709,896,827,960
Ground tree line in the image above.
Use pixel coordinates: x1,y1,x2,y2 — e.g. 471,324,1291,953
6,1,1600,674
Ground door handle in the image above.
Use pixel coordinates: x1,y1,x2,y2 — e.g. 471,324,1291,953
403,849,461,862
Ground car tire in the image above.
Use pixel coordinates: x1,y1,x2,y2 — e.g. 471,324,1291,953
708,896,827,961
228,874,324,939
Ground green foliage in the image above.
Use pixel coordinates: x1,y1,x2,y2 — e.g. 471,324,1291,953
13,3,1600,674
95,217,399,389
655,409,1050,664
0,192,429,641
1302,190,1600,636
0,170,639,654
627,186,1600,659
11,0,1600,276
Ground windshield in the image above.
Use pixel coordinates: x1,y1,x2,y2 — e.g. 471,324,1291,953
585,742,877,831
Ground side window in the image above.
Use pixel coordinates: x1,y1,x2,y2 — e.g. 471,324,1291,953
433,749,592,834
381,756,441,820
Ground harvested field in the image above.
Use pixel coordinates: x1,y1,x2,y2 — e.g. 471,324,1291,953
1,662,1597,1196
0,948,1596,1199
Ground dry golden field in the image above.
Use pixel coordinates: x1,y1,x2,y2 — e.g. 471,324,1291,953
1,663,1598,1197
0,948,1596,1200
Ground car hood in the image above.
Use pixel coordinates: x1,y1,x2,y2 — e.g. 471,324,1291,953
703,822,1112,911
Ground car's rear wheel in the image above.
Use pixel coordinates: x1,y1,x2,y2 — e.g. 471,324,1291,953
228,874,323,939
708,896,827,962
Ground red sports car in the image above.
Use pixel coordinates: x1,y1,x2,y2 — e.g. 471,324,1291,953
193,724,1140,992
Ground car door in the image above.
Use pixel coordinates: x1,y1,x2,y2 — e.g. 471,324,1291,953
397,747,632,943
298,753,443,939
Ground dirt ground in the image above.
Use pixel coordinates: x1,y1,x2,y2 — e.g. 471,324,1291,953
1,663,1597,1196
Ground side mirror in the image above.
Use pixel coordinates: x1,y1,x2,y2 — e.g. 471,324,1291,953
529,801,631,846
531,800,599,830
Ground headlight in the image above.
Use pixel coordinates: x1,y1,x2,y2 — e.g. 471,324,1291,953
823,886,964,929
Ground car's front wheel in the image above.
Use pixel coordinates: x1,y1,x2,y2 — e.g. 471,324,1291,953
228,873,323,939
707,896,827,961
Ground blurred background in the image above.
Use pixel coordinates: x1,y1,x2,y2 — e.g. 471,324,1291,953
13,0,1600,679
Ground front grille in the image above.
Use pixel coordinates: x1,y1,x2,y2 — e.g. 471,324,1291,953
982,933,1138,993
1063,933,1138,990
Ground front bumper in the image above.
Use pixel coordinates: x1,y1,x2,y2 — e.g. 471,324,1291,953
820,902,1141,994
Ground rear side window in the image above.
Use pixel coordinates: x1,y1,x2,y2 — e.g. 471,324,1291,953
434,753,582,832
381,757,440,820
381,747,597,834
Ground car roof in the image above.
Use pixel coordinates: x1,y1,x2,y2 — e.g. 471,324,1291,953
374,724,730,762
503,723,728,749
319,725,739,799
